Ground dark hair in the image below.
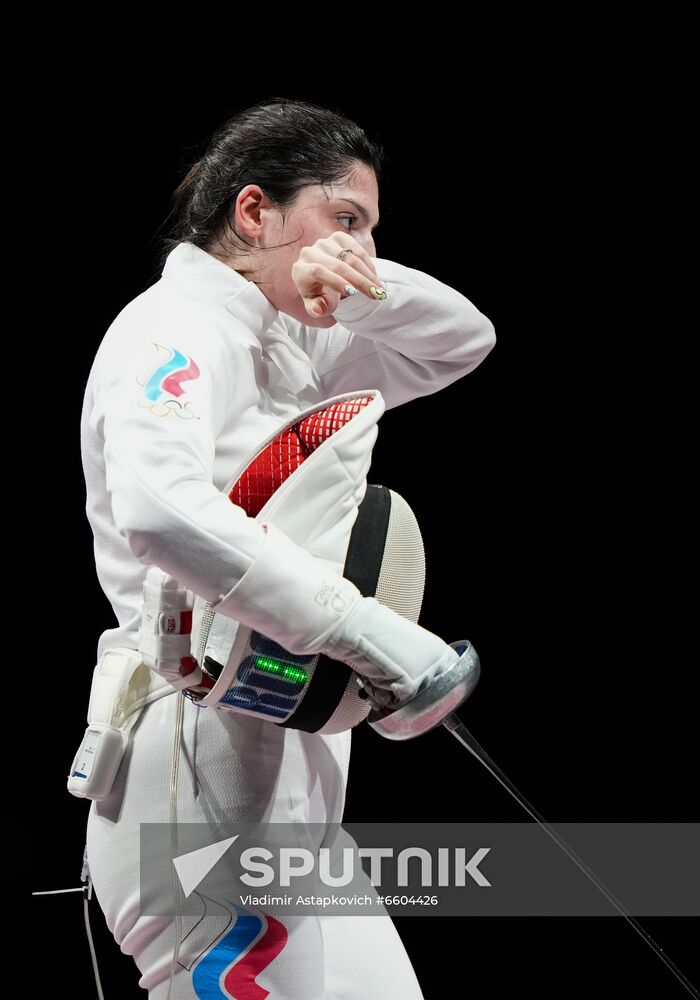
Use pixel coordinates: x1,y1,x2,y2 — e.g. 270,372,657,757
153,97,385,278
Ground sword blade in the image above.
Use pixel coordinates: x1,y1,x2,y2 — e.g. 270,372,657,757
441,713,699,999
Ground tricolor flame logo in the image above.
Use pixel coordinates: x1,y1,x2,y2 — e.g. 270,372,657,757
137,343,201,419
192,904,288,999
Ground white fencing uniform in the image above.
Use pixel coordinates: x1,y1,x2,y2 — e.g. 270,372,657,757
81,241,496,998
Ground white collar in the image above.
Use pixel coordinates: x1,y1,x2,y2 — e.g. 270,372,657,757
161,241,280,341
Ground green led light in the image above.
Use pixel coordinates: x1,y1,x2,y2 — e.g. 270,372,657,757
254,656,309,685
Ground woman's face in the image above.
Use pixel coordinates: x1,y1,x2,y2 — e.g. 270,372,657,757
232,161,380,328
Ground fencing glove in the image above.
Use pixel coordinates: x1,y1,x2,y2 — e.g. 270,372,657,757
210,518,461,712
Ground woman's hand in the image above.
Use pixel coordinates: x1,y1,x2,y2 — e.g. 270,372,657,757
291,233,388,317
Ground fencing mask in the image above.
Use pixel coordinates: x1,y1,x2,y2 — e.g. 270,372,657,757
142,389,427,734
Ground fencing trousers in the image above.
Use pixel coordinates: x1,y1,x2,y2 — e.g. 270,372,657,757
86,689,425,999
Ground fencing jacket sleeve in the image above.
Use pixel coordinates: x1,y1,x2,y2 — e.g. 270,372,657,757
281,255,497,410
93,305,268,606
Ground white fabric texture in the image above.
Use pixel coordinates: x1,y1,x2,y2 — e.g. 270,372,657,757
87,693,427,999
81,241,496,997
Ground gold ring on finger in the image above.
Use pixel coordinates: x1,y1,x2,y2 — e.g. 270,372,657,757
336,248,355,261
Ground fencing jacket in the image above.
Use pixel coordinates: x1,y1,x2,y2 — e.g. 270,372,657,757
80,242,496,663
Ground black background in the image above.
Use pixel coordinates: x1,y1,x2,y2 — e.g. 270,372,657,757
32,61,697,1000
